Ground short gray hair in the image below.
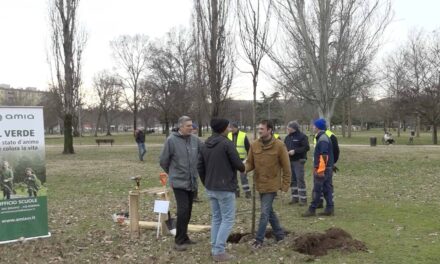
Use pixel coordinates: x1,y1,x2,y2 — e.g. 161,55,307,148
178,116,192,127
287,121,300,131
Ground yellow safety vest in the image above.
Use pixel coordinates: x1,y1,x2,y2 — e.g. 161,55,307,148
274,133,280,139
228,131,247,159
313,129,335,145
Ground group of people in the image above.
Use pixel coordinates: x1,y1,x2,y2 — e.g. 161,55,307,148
1,161,41,199
158,115,339,262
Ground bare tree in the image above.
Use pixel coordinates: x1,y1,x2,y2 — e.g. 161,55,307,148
191,11,209,136
147,28,194,136
270,0,391,124
48,0,86,154
93,70,122,136
401,30,440,144
110,34,150,131
194,0,235,117
236,0,273,141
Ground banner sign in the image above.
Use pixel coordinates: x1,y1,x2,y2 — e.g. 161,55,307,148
0,107,50,244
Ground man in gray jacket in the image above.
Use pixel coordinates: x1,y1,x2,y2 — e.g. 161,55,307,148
159,116,203,251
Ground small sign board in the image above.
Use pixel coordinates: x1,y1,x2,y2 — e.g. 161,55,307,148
153,200,169,214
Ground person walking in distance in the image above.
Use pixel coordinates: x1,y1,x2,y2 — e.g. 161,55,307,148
245,120,291,249
159,116,203,251
227,122,251,198
134,128,147,161
284,121,310,206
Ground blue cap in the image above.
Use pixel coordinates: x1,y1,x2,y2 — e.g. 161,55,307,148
313,118,326,130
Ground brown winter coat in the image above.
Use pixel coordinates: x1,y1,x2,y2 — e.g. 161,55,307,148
245,136,291,193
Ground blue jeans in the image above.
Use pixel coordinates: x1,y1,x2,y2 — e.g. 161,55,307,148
256,192,284,243
137,142,146,161
206,190,236,255
310,167,334,212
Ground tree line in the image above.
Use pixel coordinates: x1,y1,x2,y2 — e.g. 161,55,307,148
46,0,440,154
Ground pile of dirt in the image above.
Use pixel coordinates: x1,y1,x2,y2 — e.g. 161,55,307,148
293,228,367,256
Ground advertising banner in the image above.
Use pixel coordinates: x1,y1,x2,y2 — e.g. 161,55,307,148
0,107,50,244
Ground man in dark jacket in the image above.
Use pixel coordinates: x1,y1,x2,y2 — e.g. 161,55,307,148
159,116,203,251
198,118,245,262
284,121,310,206
134,129,146,161
303,118,334,217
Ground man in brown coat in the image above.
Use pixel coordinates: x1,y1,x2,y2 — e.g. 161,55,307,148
245,120,291,249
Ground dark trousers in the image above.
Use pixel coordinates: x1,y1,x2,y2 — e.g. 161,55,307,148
310,168,334,212
3,190,11,200
173,188,195,245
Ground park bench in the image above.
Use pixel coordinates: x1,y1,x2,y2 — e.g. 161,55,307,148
95,138,114,146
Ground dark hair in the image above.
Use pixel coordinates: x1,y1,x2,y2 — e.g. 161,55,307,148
259,120,274,132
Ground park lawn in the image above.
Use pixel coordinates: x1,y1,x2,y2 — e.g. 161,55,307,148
0,143,439,263
44,132,168,146
44,129,437,148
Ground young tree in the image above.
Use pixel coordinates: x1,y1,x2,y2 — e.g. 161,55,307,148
48,0,87,154
110,34,150,131
236,0,273,141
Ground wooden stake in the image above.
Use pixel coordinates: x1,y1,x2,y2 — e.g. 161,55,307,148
129,191,140,238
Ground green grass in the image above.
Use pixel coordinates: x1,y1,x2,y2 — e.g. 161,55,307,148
45,132,167,146
45,128,437,147
1,139,439,263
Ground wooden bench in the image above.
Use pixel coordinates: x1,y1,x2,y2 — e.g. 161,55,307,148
95,138,114,146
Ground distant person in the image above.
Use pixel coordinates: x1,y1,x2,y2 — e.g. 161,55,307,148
198,118,245,262
24,168,40,197
1,161,14,200
159,116,203,251
245,120,291,249
134,129,147,161
303,118,334,217
284,121,310,206
383,131,395,145
227,122,251,198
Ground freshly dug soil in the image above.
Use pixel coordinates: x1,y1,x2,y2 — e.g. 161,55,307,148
293,227,367,256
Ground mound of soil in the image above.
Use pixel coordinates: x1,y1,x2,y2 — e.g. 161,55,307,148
293,227,367,256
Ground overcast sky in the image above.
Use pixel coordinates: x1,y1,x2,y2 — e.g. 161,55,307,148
1,0,440,101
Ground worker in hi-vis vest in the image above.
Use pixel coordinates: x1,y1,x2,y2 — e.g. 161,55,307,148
227,122,251,198
303,118,335,217
311,120,340,209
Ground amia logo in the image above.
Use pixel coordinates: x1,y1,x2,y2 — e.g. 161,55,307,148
0,113,35,121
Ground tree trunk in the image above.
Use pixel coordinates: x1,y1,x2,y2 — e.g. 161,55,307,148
341,99,346,137
433,123,438,145
210,0,219,118
63,113,74,154
94,107,103,137
416,114,421,137
347,98,352,138
105,111,111,136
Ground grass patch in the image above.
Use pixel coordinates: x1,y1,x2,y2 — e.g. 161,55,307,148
1,142,439,263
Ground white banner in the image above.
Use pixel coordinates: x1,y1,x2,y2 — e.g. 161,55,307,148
0,106,50,244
